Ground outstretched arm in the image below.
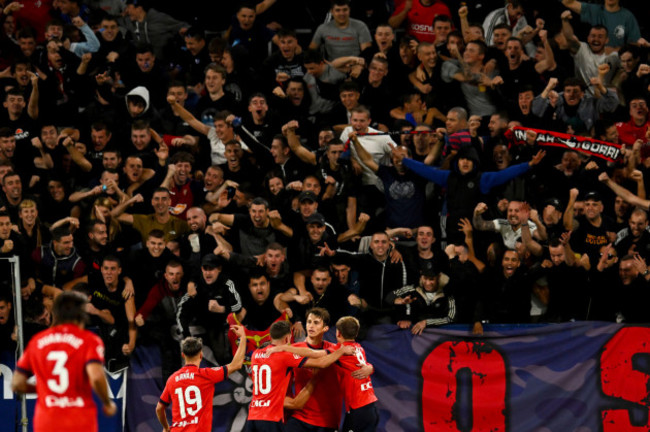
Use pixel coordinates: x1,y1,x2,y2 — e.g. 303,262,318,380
226,325,247,375
472,203,497,232
562,0,582,14
167,95,210,136
349,132,379,172
600,172,650,209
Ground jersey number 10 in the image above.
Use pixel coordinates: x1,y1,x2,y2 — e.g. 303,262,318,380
252,364,272,395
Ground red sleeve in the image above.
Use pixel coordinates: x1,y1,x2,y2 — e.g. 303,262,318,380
282,351,307,369
205,366,228,383
85,333,105,365
15,343,33,376
160,382,171,405
137,282,165,319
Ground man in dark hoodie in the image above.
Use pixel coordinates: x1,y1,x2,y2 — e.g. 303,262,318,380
401,145,545,243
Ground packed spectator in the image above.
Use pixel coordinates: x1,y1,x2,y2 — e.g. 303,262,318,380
1,0,649,371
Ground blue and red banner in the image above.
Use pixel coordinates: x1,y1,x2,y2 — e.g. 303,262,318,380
2,322,650,431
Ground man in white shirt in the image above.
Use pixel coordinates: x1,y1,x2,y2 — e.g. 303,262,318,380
340,106,396,221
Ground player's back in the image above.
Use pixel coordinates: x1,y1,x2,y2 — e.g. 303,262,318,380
160,364,228,431
291,340,343,428
16,323,104,432
337,341,378,411
248,344,307,422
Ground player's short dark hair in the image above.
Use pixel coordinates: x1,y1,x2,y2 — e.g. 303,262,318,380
306,307,330,326
270,320,292,340
181,336,203,357
336,316,360,339
52,291,88,326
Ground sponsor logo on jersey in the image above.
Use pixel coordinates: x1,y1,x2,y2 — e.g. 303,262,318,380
45,395,85,408
251,399,271,408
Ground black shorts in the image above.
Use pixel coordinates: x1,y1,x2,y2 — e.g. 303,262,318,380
285,417,337,432
245,420,286,432
341,403,378,432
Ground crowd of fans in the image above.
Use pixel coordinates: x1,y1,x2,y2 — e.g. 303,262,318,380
0,0,649,375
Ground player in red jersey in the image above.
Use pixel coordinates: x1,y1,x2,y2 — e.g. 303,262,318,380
336,316,378,432
11,291,117,432
246,320,354,432
156,325,247,432
287,308,374,432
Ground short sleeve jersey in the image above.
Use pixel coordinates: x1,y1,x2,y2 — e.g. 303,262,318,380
291,341,343,428
159,364,228,431
248,345,307,422
16,324,105,432
337,342,377,411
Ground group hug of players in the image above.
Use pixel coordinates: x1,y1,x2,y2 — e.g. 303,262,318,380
11,291,378,432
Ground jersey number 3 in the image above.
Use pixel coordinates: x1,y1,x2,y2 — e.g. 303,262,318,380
47,351,69,394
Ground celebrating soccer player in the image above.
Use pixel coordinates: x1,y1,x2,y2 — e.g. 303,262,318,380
12,291,117,432
156,325,248,431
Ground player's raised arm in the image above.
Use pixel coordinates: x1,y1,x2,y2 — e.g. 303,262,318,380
304,344,355,369
226,325,248,375
267,344,329,358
